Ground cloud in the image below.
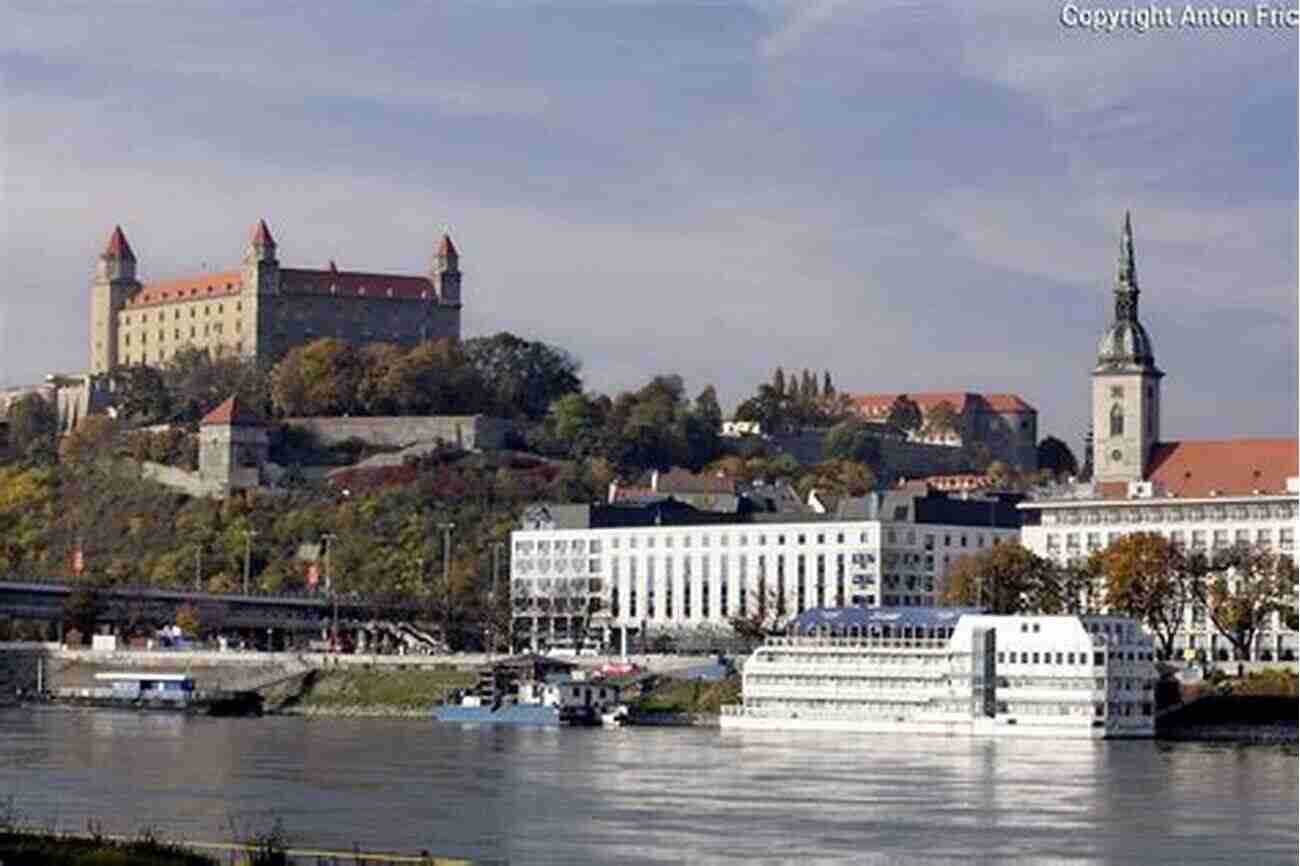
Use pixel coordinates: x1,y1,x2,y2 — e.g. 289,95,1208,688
0,1,1294,451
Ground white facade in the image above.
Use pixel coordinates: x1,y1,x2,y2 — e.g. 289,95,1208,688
510,517,1021,645
1020,490,1299,659
721,612,1155,739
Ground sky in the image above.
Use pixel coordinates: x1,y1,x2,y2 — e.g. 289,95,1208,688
2,1,1296,453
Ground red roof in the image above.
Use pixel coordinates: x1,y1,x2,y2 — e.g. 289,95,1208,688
103,226,136,261
278,267,436,300
851,392,1035,416
437,233,458,258
1145,439,1298,497
200,395,264,427
251,219,276,246
124,270,243,309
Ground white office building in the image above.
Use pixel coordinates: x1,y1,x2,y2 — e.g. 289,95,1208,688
510,488,1021,648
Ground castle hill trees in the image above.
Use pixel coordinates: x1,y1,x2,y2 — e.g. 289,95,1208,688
1095,532,1192,659
941,544,1066,614
1192,544,1299,661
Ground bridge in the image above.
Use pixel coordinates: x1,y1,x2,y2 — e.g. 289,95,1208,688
0,577,430,639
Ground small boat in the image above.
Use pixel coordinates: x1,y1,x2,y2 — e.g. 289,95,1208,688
433,654,622,727
600,704,630,727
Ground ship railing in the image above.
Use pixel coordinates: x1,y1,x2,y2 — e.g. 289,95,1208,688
764,636,949,651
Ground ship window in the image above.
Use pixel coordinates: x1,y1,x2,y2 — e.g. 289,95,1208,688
1032,653,1040,664
997,652,1005,663
1055,653,1063,664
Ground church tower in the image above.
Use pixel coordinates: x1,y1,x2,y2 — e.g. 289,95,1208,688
1092,213,1163,484
90,226,142,373
431,233,461,306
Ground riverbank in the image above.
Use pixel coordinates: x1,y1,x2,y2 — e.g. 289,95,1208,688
0,829,216,866
267,667,473,716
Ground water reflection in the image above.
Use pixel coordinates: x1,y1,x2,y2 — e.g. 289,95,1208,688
0,710,1294,865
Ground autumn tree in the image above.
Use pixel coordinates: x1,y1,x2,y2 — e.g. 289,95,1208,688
62,586,104,643
4,393,59,465
923,400,961,439
463,331,582,420
112,364,173,424
1192,545,1299,661
941,544,1059,614
163,346,269,422
1037,436,1080,478
1097,532,1191,659
823,419,882,466
728,584,790,642
886,395,923,434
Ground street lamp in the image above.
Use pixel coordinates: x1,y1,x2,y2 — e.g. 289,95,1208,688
321,532,339,650
194,545,203,593
438,523,455,646
242,529,259,595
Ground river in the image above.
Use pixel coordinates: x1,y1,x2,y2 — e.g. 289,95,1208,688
1,708,1296,865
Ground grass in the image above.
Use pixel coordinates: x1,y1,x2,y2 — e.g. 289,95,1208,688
293,668,475,709
631,674,741,716
0,830,216,866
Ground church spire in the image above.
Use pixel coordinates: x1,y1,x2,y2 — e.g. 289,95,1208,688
1114,211,1138,323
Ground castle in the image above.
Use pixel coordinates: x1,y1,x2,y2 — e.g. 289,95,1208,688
89,220,462,373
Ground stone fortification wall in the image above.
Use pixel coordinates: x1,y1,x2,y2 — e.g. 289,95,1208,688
284,415,512,451
139,461,224,497
771,430,971,477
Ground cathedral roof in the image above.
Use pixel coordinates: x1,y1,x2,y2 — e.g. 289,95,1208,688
103,226,136,261
200,395,265,427
1145,439,1297,497
1094,319,1158,372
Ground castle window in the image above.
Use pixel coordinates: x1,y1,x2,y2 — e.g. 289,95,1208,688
1109,404,1124,437
124,335,131,346
174,310,179,320
1110,385,1123,398
190,327,196,337
236,301,242,312
217,304,223,313
191,308,196,318
174,329,180,340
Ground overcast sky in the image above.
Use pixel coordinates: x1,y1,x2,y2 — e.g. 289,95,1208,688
2,1,1295,451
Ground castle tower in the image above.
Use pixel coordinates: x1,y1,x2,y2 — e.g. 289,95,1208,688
431,233,461,306
90,226,142,373
240,219,280,359
198,395,268,492
1091,213,1163,484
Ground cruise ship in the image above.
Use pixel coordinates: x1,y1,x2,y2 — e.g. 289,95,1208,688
720,607,1155,739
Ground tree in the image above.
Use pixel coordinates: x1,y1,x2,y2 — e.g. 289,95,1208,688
268,338,360,417
1037,436,1080,478
164,346,269,422
821,370,835,397
463,332,582,421
59,416,121,466
1193,545,1298,661
1097,533,1190,659
62,586,104,643
886,395,923,434
771,367,786,397
924,400,961,439
728,584,790,642
823,419,882,466
112,364,173,424
941,544,1059,614
5,393,59,464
